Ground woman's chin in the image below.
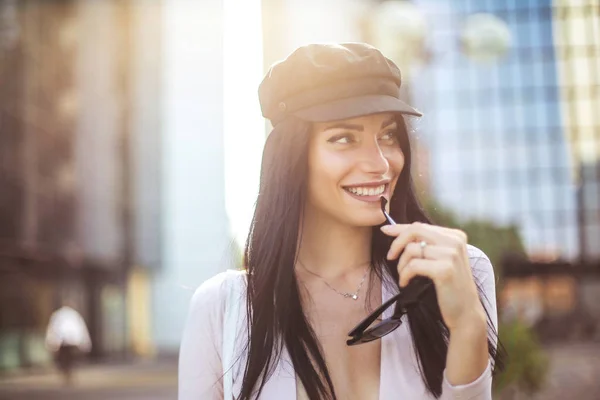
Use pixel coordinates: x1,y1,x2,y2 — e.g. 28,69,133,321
347,213,387,228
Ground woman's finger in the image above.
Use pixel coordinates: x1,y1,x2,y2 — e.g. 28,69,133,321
383,223,446,260
396,243,460,278
378,224,411,236
399,258,452,287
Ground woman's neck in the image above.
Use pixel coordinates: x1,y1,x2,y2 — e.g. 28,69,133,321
297,211,373,280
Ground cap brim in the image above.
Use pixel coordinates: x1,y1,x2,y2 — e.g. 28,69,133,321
293,94,422,122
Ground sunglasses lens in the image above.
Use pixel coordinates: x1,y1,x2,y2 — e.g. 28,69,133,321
370,321,400,337
357,320,401,344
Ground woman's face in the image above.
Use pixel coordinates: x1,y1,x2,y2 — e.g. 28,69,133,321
306,112,405,227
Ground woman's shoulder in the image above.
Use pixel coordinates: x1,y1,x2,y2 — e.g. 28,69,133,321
188,269,248,318
195,269,247,292
465,244,496,284
466,244,489,260
191,269,247,300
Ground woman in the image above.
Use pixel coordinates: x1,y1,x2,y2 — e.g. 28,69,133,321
179,43,504,400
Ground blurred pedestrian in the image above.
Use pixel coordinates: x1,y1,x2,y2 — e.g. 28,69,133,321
45,300,92,385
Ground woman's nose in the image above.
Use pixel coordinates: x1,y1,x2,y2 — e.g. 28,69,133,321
358,141,390,174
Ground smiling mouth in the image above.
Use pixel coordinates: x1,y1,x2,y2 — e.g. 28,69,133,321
343,184,388,197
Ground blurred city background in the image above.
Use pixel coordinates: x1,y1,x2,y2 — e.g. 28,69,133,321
0,0,598,399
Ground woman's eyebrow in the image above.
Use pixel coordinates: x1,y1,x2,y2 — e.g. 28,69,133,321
322,122,364,132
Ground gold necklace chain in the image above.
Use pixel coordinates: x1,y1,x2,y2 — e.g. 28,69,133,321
297,260,370,300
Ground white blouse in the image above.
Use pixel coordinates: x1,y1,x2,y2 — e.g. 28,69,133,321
179,244,498,399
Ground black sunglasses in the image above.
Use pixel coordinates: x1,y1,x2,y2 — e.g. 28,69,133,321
346,277,433,346
346,198,434,346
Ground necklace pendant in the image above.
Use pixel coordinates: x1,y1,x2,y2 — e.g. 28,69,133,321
352,294,358,300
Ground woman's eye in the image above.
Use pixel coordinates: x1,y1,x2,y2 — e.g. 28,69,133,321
328,134,355,144
379,131,398,142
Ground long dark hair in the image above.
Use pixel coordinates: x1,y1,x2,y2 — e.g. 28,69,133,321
240,114,504,399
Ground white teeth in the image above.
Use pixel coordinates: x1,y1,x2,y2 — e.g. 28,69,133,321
346,184,385,196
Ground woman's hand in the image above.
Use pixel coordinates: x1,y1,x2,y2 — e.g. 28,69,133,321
380,222,486,332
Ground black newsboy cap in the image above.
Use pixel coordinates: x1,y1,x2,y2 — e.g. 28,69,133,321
258,42,422,126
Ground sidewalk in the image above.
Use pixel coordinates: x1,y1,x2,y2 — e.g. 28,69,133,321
531,342,600,400
3,342,599,399
0,357,177,391
497,341,600,400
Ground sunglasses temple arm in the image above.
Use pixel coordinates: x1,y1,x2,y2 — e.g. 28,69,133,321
383,211,396,225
